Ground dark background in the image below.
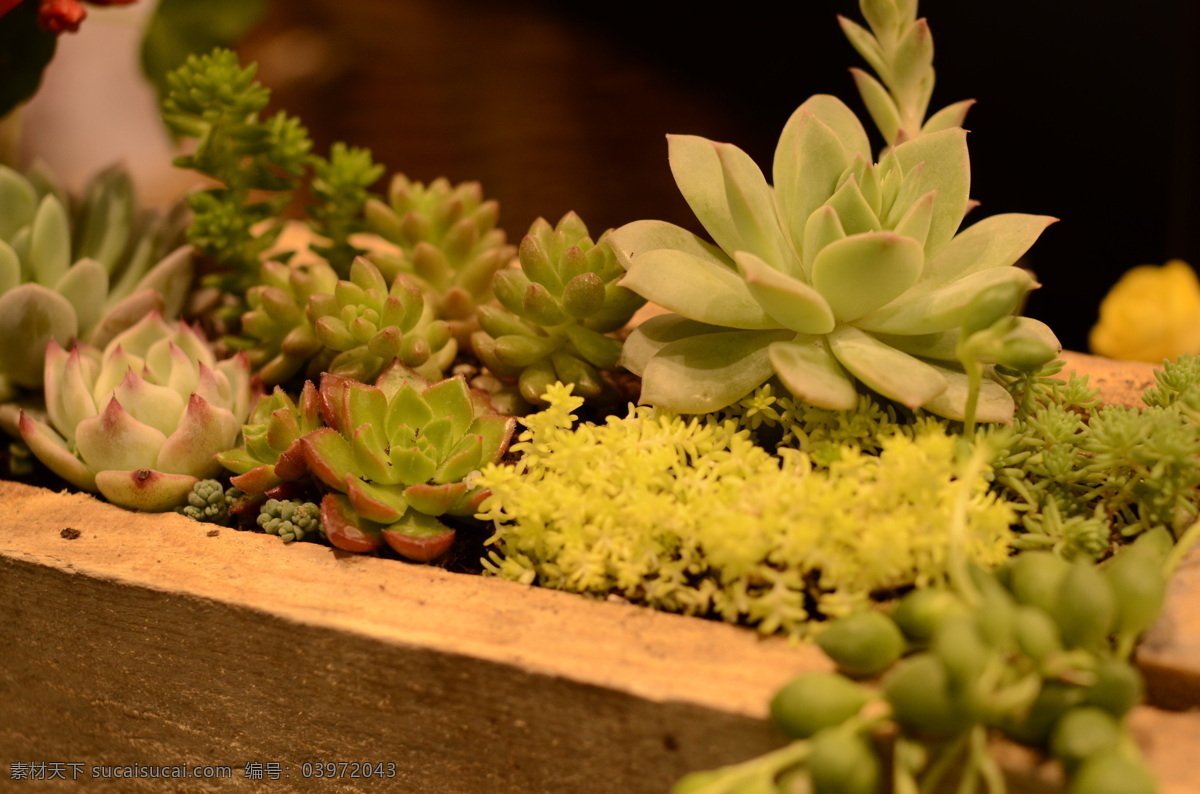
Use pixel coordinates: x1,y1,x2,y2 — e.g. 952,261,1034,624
245,0,1200,353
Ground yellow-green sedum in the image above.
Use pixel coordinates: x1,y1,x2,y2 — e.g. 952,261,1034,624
477,384,1014,634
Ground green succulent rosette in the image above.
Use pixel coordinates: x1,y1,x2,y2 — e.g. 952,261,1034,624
237,258,338,385
19,312,252,511
364,173,515,344
305,257,456,383
470,212,645,406
216,380,325,495
236,256,455,386
0,163,193,430
610,3,1060,421
301,363,515,560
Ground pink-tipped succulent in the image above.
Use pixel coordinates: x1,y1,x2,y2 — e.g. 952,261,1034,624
301,363,515,560
19,312,251,511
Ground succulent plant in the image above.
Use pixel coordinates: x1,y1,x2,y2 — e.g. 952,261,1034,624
236,258,338,384
610,1,1059,421
470,212,646,406
178,478,236,524
257,498,322,543
305,257,456,383
19,312,252,511
236,255,455,386
302,363,515,560
0,163,193,424
364,173,515,345
216,380,325,495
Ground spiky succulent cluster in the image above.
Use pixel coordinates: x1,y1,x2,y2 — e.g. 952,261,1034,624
237,259,338,384
612,2,1058,420
258,498,323,543
0,163,193,426
236,256,455,386
306,257,455,383
471,212,645,405
301,363,515,560
365,173,515,343
19,313,251,511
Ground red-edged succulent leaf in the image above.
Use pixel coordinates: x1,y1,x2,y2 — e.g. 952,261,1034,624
229,464,284,495
404,481,469,517
432,434,484,485
346,477,409,524
468,414,517,463
302,427,357,492
94,469,199,512
380,511,456,562
320,492,384,552
273,437,310,480
318,373,353,431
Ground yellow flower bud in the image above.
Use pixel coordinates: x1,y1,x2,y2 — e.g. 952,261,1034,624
1089,260,1200,362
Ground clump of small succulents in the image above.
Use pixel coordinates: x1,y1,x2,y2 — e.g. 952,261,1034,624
178,478,237,523
257,498,322,543
305,257,456,383
0,163,193,429
611,0,1058,419
302,363,515,560
365,173,515,344
674,528,1177,794
470,212,645,405
19,312,251,510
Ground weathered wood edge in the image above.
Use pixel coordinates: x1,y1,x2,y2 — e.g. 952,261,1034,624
2,351,1199,793
0,480,827,719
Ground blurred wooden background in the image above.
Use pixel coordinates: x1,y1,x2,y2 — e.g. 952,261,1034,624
16,0,1198,353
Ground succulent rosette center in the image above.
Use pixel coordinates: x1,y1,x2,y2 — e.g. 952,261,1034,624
19,312,251,510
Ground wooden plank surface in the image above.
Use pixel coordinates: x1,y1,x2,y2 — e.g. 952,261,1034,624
2,351,1197,793
3,479,1200,792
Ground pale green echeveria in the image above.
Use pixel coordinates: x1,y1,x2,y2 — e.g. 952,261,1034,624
611,95,1059,420
19,312,252,511
0,164,193,415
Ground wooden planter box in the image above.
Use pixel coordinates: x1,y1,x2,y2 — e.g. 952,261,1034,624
3,352,1200,793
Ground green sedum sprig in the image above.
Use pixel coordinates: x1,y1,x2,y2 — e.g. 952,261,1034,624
163,49,310,292
163,48,382,307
